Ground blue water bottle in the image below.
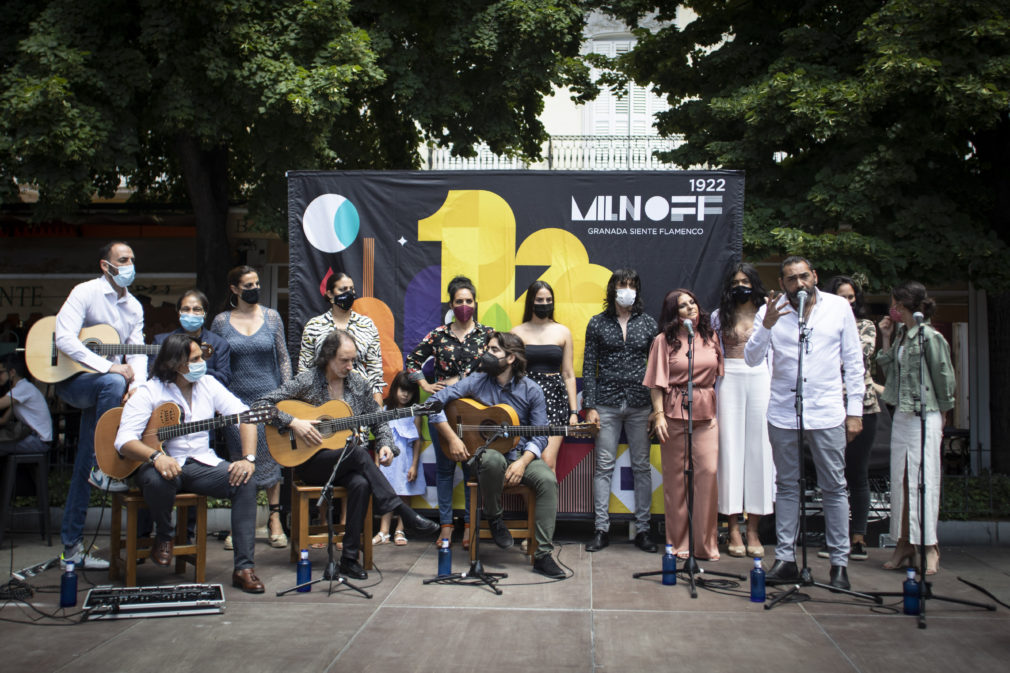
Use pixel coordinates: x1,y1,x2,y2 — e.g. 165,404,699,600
750,558,766,603
662,545,677,585
438,538,452,576
297,549,312,592
903,567,920,615
60,561,78,608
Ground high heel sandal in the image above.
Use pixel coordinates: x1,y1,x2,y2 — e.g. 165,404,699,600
268,504,288,548
882,539,914,570
925,545,940,575
439,525,454,545
462,523,471,551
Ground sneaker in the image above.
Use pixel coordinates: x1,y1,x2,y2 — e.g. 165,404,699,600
850,541,868,561
532,554,566,579
88,467,129,493
817,544,830,559
61,542,110,570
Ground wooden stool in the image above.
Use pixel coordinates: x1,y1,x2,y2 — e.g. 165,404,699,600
110,490,207,587
467,482,537,564
290,482,373,570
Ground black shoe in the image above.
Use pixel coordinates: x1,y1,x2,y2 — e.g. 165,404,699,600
829,565,850,590
634,531,658,553
765,560,800,583
533,554,566,579
488,516,514,549
586,530,609,552
850,541,868,561
338,558,368,580
405,512,440,535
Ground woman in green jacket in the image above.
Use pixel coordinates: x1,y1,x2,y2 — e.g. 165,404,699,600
876,281,955,575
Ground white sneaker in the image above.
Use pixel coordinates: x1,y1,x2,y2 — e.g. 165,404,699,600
61,542,111,570
88,467,129,493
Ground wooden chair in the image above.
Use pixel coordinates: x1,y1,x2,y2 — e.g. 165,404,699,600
110,490,207,587
467,481,537,564
290,481,373,570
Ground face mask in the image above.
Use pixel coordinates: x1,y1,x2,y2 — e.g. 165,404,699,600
731,286,753,304
106,262,135,288
477,351,507,376
888,306,903,322
453,304,474,323
331,290,356,311
241,288,260,305
615,288,636,308
532,302,553,319
182,360,207,383
179,313,205,332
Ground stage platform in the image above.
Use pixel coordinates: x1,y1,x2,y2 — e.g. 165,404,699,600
1,522,1008,673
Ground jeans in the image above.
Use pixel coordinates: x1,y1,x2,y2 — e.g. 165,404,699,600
592,403,653,533
430,430,470,526
56,372,127,549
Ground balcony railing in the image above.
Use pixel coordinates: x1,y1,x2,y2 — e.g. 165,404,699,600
423,134,685,171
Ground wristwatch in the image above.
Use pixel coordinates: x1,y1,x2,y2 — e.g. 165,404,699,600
243,454,256,463
149,452,161,464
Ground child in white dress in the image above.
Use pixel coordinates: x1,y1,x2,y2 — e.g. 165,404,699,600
374,372,426,545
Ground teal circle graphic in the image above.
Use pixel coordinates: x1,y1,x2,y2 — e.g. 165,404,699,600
303,194,361,253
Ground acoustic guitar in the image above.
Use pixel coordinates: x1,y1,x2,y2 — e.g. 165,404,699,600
265,398,443,467
94,403,278,480
443,398,599,460
25,316,162,383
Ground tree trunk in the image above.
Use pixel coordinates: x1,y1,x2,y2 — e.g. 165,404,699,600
173,135,233,312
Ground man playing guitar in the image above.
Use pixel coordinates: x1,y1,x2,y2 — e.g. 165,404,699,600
115,334,266,593
428,332,566,579
55,240,146,569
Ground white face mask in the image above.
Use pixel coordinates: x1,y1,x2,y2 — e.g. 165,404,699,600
615,288,637,308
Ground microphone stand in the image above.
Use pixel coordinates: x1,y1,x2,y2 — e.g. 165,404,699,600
277,432,371,598
767,294,879,609
424,428,508,594
634,324,743,596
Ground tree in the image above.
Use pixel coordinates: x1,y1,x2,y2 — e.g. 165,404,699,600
1,0,592,308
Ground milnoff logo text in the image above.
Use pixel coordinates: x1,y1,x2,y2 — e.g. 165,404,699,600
571,195,724,222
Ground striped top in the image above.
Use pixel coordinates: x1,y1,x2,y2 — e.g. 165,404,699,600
297,310,384,394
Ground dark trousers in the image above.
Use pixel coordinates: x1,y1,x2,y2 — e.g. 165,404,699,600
295,442,401,562
844,412,878,537
136,460,256,570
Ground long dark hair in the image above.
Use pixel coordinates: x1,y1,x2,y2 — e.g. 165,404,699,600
717,263,767,331
447,275,478,321
314,329,357,369
522,280,555,322
659,289,714,352
825,275,865,318
891,280,936,319
494,331,527,380
604,268,643,316
384,371,420,409
152,334,200,383
225,264,258,310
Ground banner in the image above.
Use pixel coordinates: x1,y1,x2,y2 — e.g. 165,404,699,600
287,170,744,516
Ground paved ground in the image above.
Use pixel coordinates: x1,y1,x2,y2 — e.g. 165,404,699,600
1,523,1008,673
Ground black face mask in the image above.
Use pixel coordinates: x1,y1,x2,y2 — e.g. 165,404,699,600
241,288,260,305
332,290,356,311
731,286,753,304
477,351,507,376
532,302,553,319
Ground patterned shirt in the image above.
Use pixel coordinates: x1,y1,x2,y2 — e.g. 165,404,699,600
855,318,880,414
404,322,495,384
297,310,384,394
582,311,659,409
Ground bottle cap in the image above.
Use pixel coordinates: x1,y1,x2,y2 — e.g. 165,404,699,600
441,538,449,549
65,561,75,572
300,549,309,560
754,557,762,567
906,567,916,578
665,545,673,555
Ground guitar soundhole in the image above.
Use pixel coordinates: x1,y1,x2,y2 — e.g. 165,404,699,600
159,410,175,424
82,337,102,352
318,415,334,438
479,420,501,441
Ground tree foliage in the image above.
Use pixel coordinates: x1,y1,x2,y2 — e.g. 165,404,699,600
594,0,1010,291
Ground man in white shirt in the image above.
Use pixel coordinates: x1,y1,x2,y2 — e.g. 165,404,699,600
744,256,864,590
0,354,53,453
115,333,265,594
55,241,146,569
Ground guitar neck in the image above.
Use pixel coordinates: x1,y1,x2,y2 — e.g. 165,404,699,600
457,424,584,437
89,344,160,356
156,413,242,441
319,405,418,435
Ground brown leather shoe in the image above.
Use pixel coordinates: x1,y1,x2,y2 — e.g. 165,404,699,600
150,538,174,566
232,568,265,594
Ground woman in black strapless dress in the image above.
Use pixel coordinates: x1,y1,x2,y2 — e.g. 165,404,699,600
511,281,579,470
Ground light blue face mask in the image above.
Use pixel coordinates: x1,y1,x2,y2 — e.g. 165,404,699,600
182,360,207,383
108,263,136,288
179,313,205,332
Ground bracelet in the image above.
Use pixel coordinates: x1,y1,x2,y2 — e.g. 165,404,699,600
569,409,579,416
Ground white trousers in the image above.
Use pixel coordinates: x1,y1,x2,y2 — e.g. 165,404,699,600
890,410,942,546
717,359,775,515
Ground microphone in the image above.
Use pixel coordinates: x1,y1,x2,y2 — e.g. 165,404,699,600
683,319,694,338
796,289,809,325
913,311,924,325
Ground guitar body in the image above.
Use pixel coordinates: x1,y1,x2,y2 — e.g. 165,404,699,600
444,399,521,460
26,316,124,383
267,399,355,467
94,402,180,480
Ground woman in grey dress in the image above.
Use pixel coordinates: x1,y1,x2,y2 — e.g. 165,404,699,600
211,265,292,548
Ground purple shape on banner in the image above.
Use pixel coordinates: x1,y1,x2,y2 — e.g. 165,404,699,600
423,462,438,489
403,265,444,357
620,466,634,491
